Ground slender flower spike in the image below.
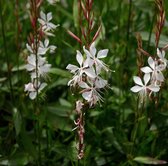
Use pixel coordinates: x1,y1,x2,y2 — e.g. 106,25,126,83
83,42,109,73
131,73,160,103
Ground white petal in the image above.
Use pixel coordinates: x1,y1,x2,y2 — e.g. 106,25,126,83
148,85,160,92
156,72,164,82
25,64,35,71
66,64,79,73
157,48,162,58
84,67,96,78
141,66,152,73
39,83,47,91
133,76,143,86
130,85,143,92
144,73,150,85
26,43,33,53
47,12,52,21
40,11,46,21
76,51,83,66
148,57,155,69
38,18,45,26
29,92,37,100
89,42,96,57
97,49,109,59
82,91,92,101
27,55,36,66
83,46,92,58
44,38,49,47
79,82,89,89
95,77,107,88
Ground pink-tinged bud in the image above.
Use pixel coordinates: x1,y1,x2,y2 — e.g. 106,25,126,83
30,16,36,29
67,30,82,44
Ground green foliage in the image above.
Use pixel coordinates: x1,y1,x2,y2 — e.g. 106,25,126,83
0,0,168,165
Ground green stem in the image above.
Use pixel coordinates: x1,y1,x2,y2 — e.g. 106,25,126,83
0,0,14,102
125,0,132,60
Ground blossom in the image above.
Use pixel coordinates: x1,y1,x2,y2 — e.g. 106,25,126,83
141,56,165,85
131,73,160,103
39,39,57,55
66,50,96,86
157,48,168,68
79,81,103,106
83,42,109,73
25,54,51,79
38,11,59,36
24,81,47,100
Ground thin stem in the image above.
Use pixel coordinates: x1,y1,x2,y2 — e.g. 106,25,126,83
0,0,14,102
125,0,132,59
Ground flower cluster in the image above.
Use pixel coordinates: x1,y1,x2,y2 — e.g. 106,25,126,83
66,42,109,106
131,48,167,103
25,11,57,100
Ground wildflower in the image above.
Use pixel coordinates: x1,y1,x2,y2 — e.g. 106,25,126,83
25,54,51,79
157,48,168,68
141,56,165,85
83,42,109,73
66,50,96,86
79,81,103,106
24,81,47,100
131,73,160,103
38,11,59,36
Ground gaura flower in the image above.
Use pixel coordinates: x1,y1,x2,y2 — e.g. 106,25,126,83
157,48,168,68
25,54,51,79
66,50,96,86
38,11,59,36
24,81,47,100
141,56,165,85
83,42,109,73
79,81,103,106
131,73,160,103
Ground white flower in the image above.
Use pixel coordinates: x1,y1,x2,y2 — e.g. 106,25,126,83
26,54,51,79
157,48,168,68
38,11,59,36
141,56,165,85
24,81,47,100
131,73,160,103
66,50,96,86
79,81,103,106
83,42,109,73
38,39,57,55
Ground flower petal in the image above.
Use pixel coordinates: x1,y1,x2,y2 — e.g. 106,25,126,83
66,64,79,73
148,85,160,92
133,76,143,86
29,91,37,100
144,73,150,85
89,42,96,57
79,82,89,89
84,67,96,78
97,49,109,59
141,66,152,73
76,51,83,66
82,91,92,101
130,85,143,92
148,57,155,69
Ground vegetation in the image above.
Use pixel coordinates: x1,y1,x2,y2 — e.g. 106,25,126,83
0,0,168,165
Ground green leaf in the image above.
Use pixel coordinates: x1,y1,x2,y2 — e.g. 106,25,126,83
13,108,22,136
133,156,167,165
49,68,71,77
